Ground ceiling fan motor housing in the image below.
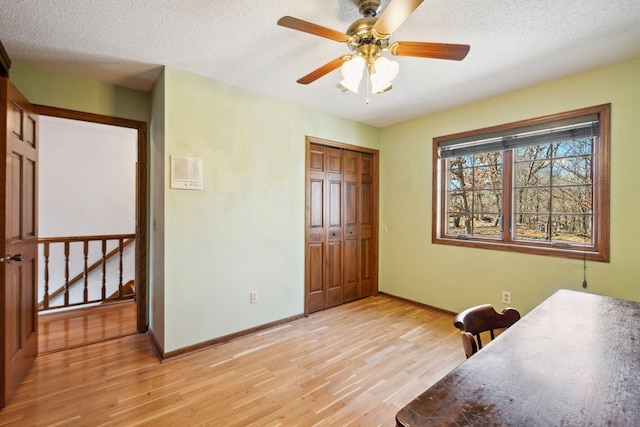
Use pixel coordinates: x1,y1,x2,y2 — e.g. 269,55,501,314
346,16,390,55
358,0,381,17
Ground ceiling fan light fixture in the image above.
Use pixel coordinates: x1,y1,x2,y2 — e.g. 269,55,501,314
340,56,365,93
374,57,399,81
370,57,399,93
370,78,392,94
279,0,470,94
340,77,362,93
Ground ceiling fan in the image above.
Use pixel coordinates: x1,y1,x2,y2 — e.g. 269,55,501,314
277,0,470,94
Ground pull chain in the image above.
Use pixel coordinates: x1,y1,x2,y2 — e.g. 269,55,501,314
365,73,370,105
582,233,587,288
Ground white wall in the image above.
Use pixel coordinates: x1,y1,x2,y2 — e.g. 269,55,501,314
38,116,138,306
39,116,137,236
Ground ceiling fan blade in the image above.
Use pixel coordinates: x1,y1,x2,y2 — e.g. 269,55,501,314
389,41,470,60
297,56,350,85
277,16,351,43
373,0,424,37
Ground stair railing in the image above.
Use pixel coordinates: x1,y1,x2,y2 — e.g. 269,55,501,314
38,234,136,311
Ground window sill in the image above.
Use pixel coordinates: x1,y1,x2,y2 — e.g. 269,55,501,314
432,235,609,262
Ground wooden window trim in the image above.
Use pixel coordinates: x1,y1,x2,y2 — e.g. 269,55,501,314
431,104,610,262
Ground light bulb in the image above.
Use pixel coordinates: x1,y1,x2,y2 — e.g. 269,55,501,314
370,57,399,93
374,57,399,82
340,56,365,93
370,74,392,93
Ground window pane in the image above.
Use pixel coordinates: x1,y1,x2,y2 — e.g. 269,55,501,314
515,144,553,161
555,139,592,157
474,189,501,214
549,214,592,244
474,152,502,168
474,164,502,190
445,153,502,238
447,214,473,235
449,168,472,191
551,156,591,186
551,185,592,214
514,186,551,241
514,188,551,214
514,159,551,187
471,213,501,238
514,214,550,240
448,190,471,217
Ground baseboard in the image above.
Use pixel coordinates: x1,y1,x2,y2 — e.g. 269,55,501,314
158,313,306,362
147,328,164,361
378,292,456,316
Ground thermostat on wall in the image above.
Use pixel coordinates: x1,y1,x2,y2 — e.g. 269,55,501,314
171,156,203,190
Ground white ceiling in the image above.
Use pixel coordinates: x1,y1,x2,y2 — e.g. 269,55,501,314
1,0,640,127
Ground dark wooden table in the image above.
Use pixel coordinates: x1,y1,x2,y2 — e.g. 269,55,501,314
396,289,640,426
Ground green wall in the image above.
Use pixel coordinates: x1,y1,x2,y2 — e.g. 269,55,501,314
12,56,639,353
379,58,640,314
158,67,379,352
149,68,166,348
10,63,150,122
11,62,379,353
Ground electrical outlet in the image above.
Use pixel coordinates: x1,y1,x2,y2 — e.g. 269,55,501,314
501,291,511,305
250,291,258,304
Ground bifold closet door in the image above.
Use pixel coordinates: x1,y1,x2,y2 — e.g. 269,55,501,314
306,143,376,313
359,152,375,299
342,150,359,302
307,144,344,312
344,150,375,302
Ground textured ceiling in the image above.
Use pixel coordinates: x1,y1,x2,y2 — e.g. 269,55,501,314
1,0,640,127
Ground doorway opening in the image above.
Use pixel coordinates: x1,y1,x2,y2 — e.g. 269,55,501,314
34,106,147,353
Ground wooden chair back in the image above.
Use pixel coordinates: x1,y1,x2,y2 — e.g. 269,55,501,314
453,304,520,358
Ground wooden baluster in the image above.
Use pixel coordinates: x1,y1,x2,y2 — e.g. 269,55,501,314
118,238,124,298
37,233,136,309
43,242,50,309
102,240,107,301
64,242,70,307
83,240,89,303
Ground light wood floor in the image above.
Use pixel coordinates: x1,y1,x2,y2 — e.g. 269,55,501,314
38,300,138,354
2,296,465,426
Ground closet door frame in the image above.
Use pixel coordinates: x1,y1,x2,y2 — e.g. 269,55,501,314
304,136,379,316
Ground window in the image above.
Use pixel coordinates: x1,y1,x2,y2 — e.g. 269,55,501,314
432,104,610,262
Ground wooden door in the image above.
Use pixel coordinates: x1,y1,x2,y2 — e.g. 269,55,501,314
0,78,39,408
306,144,327,313
343,151,375,301
306,138,378,314
359,153,375,298
306,144,344,312
325,147,344,308
342,150,359,302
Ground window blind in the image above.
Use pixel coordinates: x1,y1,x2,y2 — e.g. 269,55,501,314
438,113,599,159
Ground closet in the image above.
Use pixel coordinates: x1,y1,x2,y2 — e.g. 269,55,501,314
306,138,378,313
